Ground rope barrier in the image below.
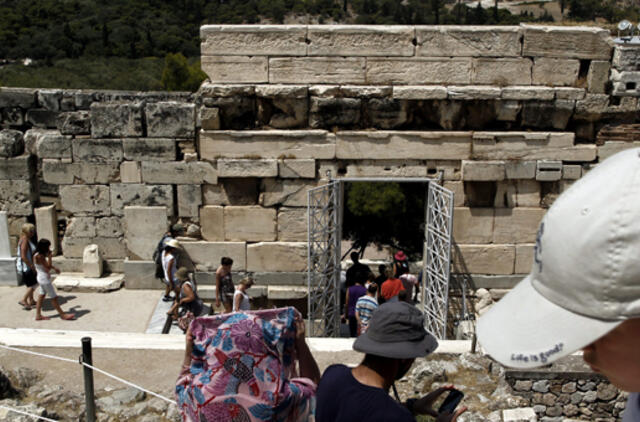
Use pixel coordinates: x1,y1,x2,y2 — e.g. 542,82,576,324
0,404,59,422
0,344,176,406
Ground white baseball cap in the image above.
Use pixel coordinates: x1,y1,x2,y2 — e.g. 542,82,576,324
477,148,640,368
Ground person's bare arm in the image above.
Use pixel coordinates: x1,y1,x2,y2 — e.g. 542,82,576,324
215,269,222,308
295,319,320,385
409,385,468,421
233,292,241,311
20,239,34,271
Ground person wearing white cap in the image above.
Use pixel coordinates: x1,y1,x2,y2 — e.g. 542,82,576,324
161,239,181,302
477,148,640,421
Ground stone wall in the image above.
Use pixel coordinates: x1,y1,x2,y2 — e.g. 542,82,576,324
1,25,640,295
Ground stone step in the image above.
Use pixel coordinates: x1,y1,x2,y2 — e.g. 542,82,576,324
53,273,125,292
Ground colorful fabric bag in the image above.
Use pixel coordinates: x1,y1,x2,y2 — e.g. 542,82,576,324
175,307,316,422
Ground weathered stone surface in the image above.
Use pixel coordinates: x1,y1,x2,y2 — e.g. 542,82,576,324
2,106,25,126
462,160,505,181
65,217,96,238
444,181,465,207
0,180,36,215
218,159,278,178
336,131,471,160
536,160,563,181
145,102,195,138
453,208,494,244
522,25,612,59
309,97,361,128
35,132,72,159
427,160,461,181
96,217,123,238
200,25,307,56
224,206,276,241
83,244,103,278
308,25,414,56
57,111,91,135
279,159,315,179
201,56,268,83
587,61,611,94
613,46,640,70
37,89,62,111
516,180,541,207
0,130,24,158
247,242,306,272
522,100,574,130
366,58,472,85
261,179,316,207
495,100,521,122
502,408,537,422
392,86,448,100
345,160,426,177
473,58,532,85
43,160,120,185
494,208,545,243
200,130,335,160
123,138,176,161
60,185,110,216
494,180,516,208
255,85,308,98
177,184,202,218
110,184,173,216
472,132,595,162
277,207,307,242
574,94,610,121
141,161,217,184
366,98,409,129
62,237,126,259
123,260,160,289
90,103,143,138
200,107,220,130
203,180,260,206
532,58,580,86
270,57,366,84
453,244,515,275
200,206,224,241
123,206,168,260
0,155,35,180
417,26,522,57
501,86,555,100
555,87,586,100
199,83,256,98
562,164,582,180
447,86,501,100
120,161,141,183
598,140,640,161
341,85,392,98
515,244,535,274
26,109,59,128
33,205,58,255
0,87,36,108
73,138,123,163
181,241,246,271
505,161,536,179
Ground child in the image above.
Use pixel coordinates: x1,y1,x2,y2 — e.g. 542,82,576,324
233,277,254,312
355,283,378,334
33,239,74,321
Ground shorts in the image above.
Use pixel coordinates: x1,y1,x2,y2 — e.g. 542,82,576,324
21,269,37,288
38,283,58,299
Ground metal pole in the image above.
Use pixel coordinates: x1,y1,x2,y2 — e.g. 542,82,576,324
81,337,96,422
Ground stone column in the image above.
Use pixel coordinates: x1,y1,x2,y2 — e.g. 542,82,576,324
0,211,19,285
35,204,59,255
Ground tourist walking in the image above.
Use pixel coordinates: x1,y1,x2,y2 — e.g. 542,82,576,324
232,277,253,312
17,223,37,310
355,283,378,334
33,239,74,321
398,266,418,304
215,256,234,313
346,251,371,287
161,239,181,302
344,278,367,337
393,251,409,278
153,223,185,286
380,273,405,303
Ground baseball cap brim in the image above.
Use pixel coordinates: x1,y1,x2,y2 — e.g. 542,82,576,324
353,330,438,359
477,274,621,369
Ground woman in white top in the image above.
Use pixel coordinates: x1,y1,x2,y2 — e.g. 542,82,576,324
161,239,180,302
33,239,74,321
232,277,254,312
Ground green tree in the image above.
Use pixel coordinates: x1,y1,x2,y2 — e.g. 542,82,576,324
161,52,206,92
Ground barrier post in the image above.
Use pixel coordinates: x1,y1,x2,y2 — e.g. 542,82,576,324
81,337,96,422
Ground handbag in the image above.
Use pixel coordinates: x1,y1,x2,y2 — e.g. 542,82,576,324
178,311,195,333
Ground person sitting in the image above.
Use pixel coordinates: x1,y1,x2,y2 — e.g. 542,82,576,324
168,267,205,319
176,307,320,421
232,277,253,312
316,301,466,422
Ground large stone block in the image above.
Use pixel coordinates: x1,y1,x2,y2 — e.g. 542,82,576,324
501,86,555,101
472,132,595,162
203,180,260,206
200,206,224,241
427,160,462,181
96,217,123,238
110,184,173,216
416,26,522,57
218,159,278,178
181,241,246,271
141,161,217,184
345,160,427,177
177,184,202,218
336,131,471,160
277,207,307,242
309,97,361,128
0,180,35,216
255,85,309,99
554,87,586,100
120,161,141,183
574,94,610,121
35,205,59,255
73,138,123,163
461,160,505,181
279,159,316,179
57,111,91,135
261,179,316,207
536,160,563,181
453,244,515,275
42,160,120,185
366,58,472,85
0,130,24,158
270,57,366,84
123,260,161,289
516,180,541,207
447,86,501,100
613,46,640,71
505,161,536,179
392,86,448,100
493,208,545,244
308,25,414,56
35,132,72,159
522,25,612,59
200,107,220,131
0,87,36,108
453,207,494,244
587,61,611,94
60,185,110,216
65,217,96,238
522,100,574,130
123,206,168,260
598,141,640,161
26,109,58,128
123,138,176,161
0,155,35,180
472,58,532,85
247,242,307,272
0,212,12,258
515,244,535,274
145,102,195,138
201,56,268,83
200,25,307,56
532,58,580,86
0,258,19,285
199,130,335,160
224,206,276,242
61,237,126,259
90,103,143,138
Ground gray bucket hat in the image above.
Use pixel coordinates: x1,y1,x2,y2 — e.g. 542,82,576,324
353,301,438,359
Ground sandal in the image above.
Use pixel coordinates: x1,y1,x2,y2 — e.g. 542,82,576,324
18,301,32,310
61,314,75,321
35,315,50,321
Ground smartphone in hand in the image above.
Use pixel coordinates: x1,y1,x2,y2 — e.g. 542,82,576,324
438,389,464,414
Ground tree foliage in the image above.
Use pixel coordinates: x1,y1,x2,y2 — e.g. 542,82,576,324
161,53,207,92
